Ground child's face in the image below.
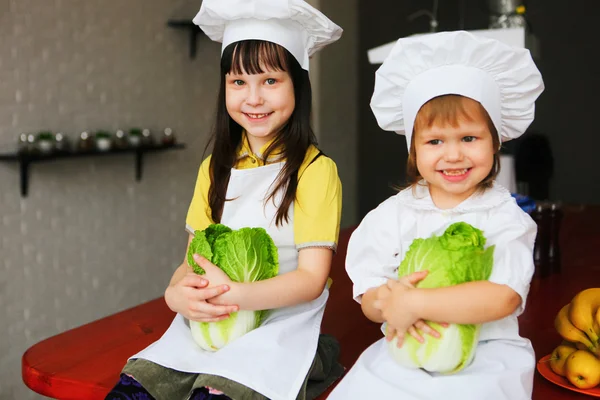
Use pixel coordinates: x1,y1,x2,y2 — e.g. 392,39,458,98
414,102,495,209
225,65,295,152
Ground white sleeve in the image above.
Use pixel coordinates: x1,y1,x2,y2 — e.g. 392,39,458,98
484,203,537,316
346,197,402,303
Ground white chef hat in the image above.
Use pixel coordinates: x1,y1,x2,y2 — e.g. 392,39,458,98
193,0,343,71
370,30,544,150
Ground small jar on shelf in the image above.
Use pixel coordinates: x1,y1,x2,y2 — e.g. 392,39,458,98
55,132,71,152
18,133,30,153
94,131,112,152
142,128,154,147
77,131,94,152
161,128,176,146
114,129,128,149
27,134,36,152
128,128,142,147
36,131,55,154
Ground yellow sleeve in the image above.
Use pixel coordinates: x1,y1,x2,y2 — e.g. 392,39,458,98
294,152,342,251
185,155,214,234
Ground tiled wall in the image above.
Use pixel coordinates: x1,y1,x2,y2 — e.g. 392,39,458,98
0,1,220,398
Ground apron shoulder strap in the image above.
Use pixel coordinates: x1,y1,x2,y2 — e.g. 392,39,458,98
309,150,324,166
299,150,326,180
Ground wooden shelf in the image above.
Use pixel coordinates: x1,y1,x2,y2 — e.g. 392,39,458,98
0,143,185,197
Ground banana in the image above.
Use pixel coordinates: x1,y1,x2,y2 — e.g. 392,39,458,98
561,339,587,350
575,342,588,350
555,304,597,352
568,288,600,346
594,307,600,337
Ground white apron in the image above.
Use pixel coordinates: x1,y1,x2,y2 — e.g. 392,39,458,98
327,337,535,400
132,162,329,400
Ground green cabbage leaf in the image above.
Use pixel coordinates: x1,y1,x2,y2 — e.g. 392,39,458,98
388,222,494,373
186,224,278,351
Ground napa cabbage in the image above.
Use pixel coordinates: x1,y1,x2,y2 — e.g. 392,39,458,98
186,224,278,351
388,222,494,373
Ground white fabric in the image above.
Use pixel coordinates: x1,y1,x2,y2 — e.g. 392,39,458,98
402,65,502,147
130,162,328,400
329,182,537,399
370,30,544,149
193,0,343,71
328,338,535,400
367,27,527,64
498,154,517,193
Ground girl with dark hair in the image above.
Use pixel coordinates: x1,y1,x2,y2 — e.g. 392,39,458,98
105,1,343,399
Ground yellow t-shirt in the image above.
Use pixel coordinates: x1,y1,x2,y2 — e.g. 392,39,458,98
185,135,342,251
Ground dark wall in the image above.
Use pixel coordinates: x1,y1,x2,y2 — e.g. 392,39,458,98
523,0,598,204
357,0,598,219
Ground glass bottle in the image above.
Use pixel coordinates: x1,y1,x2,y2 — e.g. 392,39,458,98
547,203,563,274
531,203,550,278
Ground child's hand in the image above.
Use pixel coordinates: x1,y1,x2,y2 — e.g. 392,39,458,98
165,270,239,322
374,271,428,347
193,255,233,288
193,254,240,307
388,319,450,345
373,283,446,343
374,281,392,304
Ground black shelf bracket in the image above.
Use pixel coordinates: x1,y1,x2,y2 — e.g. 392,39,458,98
167,20,204,59
20,158,30,197
135,149,144,181
0,143,185,197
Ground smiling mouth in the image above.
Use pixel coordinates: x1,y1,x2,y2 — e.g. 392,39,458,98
440,168,471,176
244,112,273,119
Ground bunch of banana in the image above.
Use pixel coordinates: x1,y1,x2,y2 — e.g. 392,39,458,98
555,288,600,355
550,288,600,389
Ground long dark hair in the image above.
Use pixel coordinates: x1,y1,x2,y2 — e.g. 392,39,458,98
205,40,316,226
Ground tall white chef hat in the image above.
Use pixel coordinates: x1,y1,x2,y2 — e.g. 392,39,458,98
370,30,544,149
193,0,343,71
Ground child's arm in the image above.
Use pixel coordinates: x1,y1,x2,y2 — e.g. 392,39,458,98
343,197,447,342
164,234,239,321
364,272,447,343
431,281,522,322
361,286,388,323
195,247,332,310
361,270,429,323
400,280,521,324
380,278,521,344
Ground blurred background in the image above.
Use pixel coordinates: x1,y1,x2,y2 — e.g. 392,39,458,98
0,0,596,398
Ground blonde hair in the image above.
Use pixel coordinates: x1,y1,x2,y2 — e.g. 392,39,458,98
405,95,500,191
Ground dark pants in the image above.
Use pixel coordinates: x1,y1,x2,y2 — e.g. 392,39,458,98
105,374,231,400
106,334,343,400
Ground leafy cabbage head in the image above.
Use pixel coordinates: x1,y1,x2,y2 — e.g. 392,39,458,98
388,222,494,374
186,224,279,351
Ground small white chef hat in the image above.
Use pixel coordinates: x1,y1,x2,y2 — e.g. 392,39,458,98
193,0,343,71
370,30,544,149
